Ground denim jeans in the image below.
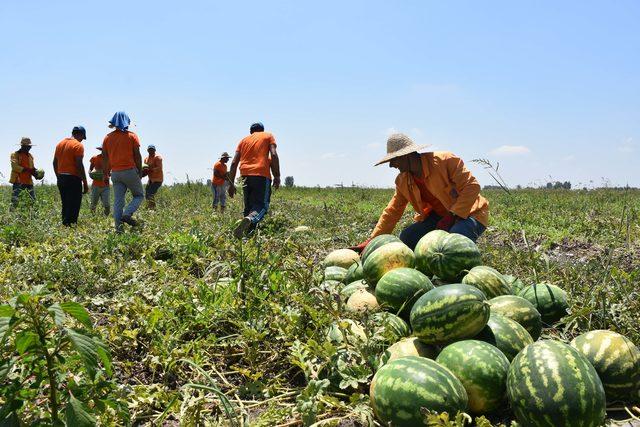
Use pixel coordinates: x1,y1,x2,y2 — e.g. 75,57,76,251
90,185,110,213
399,212,486,250
111,168,143,229
242,176,271,225
11,183,35,207
212,183,227,207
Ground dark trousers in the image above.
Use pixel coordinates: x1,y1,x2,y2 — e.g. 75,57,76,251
399,212,486,250
11,183,35,207
57,175,83,226
242,176,271,227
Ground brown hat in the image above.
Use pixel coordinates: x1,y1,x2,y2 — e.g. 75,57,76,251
19,137,33,147
220,152,231,159
374,133,430,166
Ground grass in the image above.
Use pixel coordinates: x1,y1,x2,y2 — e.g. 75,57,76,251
0,184,638,425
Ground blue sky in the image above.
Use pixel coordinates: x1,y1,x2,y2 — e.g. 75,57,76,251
1,0,638,187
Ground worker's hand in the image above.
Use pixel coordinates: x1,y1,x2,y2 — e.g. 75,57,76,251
228,185,236,198
272,176,281,190
103,177,110,186
82,181,89,194
349,238,372,254
28,168,37,176
436,213,458,231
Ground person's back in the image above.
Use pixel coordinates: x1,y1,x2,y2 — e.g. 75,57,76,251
103,130,140,171
237,131,276,178
54,137,84,177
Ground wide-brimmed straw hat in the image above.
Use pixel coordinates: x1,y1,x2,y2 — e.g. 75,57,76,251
220,152,231,159
374,133,430,166
19,137,33,147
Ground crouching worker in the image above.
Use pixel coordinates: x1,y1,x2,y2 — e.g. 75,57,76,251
89,147,110,215
212,152,232,212
352,133,489,252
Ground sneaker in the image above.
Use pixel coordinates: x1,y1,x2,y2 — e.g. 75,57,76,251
121,215,138,226
233,217,252,239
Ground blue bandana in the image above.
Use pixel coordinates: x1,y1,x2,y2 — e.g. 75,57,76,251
109,111,131,131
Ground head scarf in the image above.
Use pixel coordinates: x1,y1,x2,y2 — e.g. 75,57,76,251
109,111,131,131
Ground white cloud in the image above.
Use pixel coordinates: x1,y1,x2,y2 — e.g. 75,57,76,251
490,145,531,156
618,137,634,153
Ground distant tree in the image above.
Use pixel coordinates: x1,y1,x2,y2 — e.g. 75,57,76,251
546,182,553,189
284,176,295,187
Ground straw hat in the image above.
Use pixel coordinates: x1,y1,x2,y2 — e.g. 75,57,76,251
19,137,33,147
374,133,430,166
220,152,231,159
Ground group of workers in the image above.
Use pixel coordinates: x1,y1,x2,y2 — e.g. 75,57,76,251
9,112,488,245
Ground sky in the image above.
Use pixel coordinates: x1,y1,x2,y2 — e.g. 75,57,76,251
1,0,639,188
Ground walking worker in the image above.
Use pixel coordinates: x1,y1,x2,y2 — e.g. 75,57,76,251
212,152,232,212
53,126,89,226
89,147,110,215
9,137,38,207
229,122,281,238
144,144,163,209
102,111,144,232
351,133,489,252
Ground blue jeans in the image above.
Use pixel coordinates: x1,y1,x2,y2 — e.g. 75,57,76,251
111,168,144,229
11,183,35,207
243,176,271,225
399,212,486,250
212,183,227,207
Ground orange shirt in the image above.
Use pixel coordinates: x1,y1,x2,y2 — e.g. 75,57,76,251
90,154,109,187
144,154,163,182
413,176,449,217
54,137,84,177
11,152,34,185
212,161,227,186
102,130,140,172
236,132,276,179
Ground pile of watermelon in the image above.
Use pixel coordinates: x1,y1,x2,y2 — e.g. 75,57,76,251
322,230,640,426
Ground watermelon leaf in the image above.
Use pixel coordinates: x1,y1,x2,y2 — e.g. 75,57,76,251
65,395,96,427
60,302,92,329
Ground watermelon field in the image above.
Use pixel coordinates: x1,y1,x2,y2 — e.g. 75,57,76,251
0,184,639,426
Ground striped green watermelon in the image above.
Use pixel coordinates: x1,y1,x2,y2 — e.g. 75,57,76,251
436,340,510,414
489,295,543,340
346,288,379,312
462,266,512,298
327,319,367,345
375,268,434,318
345,261,364,283
372,312,410,344
507,340,606,427
323,248,360,269
324,266,348,283
410,284,490,345
362,242,415,286
504,274,526,294
518,283,568,324
361,234,401,263
570,330,640,402
379,337,439,366
475,313,533,361
340,280,368,299
370,356,468,427
414,230,482,282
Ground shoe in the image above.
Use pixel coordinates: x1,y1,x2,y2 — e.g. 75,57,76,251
121,215,138,226
233,217,252,239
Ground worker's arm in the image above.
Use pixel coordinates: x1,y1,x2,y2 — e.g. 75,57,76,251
269,145,280,189
52,158,58,176
11,153,25,173
75,155,89,193
229,151,241,184
133,146,143,175
102,150,110,185
371,189,409,237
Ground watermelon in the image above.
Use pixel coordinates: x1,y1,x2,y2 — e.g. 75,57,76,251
89,170,103,181
461,266,512,298
379,337,439,366
323,249,360,269
324,266,348,283
475,313,533,361
375,268,434,318
436,340,510,414
504,274,526,294
340,280,368,299
362,242,415,286
489,295,543,340
370,356,468,427
518,283,568,324
345,261,364,283
371,312,410,344
346,288,379,313
414,230,482,282
410,284,490,345
507,340,606,427
34,169,45,180
327,319,366,345
361,234,401,263
571,330,640,402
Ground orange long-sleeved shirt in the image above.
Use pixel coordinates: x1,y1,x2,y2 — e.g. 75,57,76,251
371,151,489,237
